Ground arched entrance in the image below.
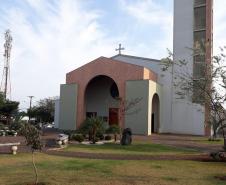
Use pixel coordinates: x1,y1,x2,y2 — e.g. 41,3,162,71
151,93,160,133
85,75,120,125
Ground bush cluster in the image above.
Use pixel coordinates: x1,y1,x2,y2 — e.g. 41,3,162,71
96,133,104,140
71,134,84,143
0,129,17,136
104,135,112,140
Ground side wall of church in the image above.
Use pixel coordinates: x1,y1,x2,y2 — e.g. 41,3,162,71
59,84,78,130
125,80,162,135
125,80,150,135
112,55,173,134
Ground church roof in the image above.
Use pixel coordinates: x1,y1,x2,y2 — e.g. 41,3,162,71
66,56,158,84
111,54,160,63
111,54,161,74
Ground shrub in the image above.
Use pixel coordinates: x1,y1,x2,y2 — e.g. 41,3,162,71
0,131,4,136
61,130,78,140
71,134,84,143
0,123,5,130
78,117,106,144
106,124,120,142
96,133,104,140
93,137,99,143
9,121,24,131
7,130,16,136
104,135,112,140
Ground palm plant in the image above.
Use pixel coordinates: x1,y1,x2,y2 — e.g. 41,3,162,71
79,116,105,144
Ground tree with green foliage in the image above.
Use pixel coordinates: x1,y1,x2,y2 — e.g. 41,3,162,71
20,123,42,185
0,92,19,124
106,124,120,142
28,97,56,123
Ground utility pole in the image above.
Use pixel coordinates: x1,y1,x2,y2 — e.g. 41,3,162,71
28,96,34,121
1,29,12,100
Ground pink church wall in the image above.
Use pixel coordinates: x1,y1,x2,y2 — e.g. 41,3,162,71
66,56,157,129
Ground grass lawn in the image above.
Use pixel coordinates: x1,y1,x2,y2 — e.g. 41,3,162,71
192,137,224,145
0,153,226,185
64,142,199,155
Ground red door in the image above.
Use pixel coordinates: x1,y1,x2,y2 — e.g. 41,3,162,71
109,108,119,125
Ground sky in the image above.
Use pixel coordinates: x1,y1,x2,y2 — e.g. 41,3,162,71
0,0,225,111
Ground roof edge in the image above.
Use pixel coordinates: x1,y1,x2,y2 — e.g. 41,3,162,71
111,54,160,62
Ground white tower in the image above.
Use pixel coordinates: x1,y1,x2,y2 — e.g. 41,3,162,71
173,0,213,135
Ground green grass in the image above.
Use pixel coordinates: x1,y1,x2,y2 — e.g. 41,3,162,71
192,138,224,145
0,153,226,185
64,142,199,155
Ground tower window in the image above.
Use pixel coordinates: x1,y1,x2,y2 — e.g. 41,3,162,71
194,7,206,30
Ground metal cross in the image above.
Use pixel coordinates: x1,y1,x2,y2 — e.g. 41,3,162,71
115,43,125,55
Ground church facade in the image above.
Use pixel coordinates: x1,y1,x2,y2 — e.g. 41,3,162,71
59,56,162,135
57,0,213,136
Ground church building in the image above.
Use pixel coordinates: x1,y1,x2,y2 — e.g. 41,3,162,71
58,0,213,136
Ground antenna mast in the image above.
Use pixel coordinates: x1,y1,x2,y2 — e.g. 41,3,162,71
1,29,12,100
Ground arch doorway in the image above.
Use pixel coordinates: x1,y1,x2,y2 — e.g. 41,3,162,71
151,93,160,133
85,75,120,125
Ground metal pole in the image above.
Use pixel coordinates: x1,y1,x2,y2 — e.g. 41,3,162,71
28,96,34,121
4,66,8,99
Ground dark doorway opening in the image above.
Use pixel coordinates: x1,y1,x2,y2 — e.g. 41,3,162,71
151,93,160,133
151,113,154,133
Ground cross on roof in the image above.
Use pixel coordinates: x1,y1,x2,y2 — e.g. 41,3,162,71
115,43,125,55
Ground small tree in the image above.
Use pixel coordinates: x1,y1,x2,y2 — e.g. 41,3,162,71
117,97,143,124
116,97,142,138
21,123,42,185
106,124,120,142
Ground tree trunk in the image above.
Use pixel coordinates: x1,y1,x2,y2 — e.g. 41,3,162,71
211,129,217,141
32,151,38,185
92,128,96,144
6,115,10,125
222,128,226,151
